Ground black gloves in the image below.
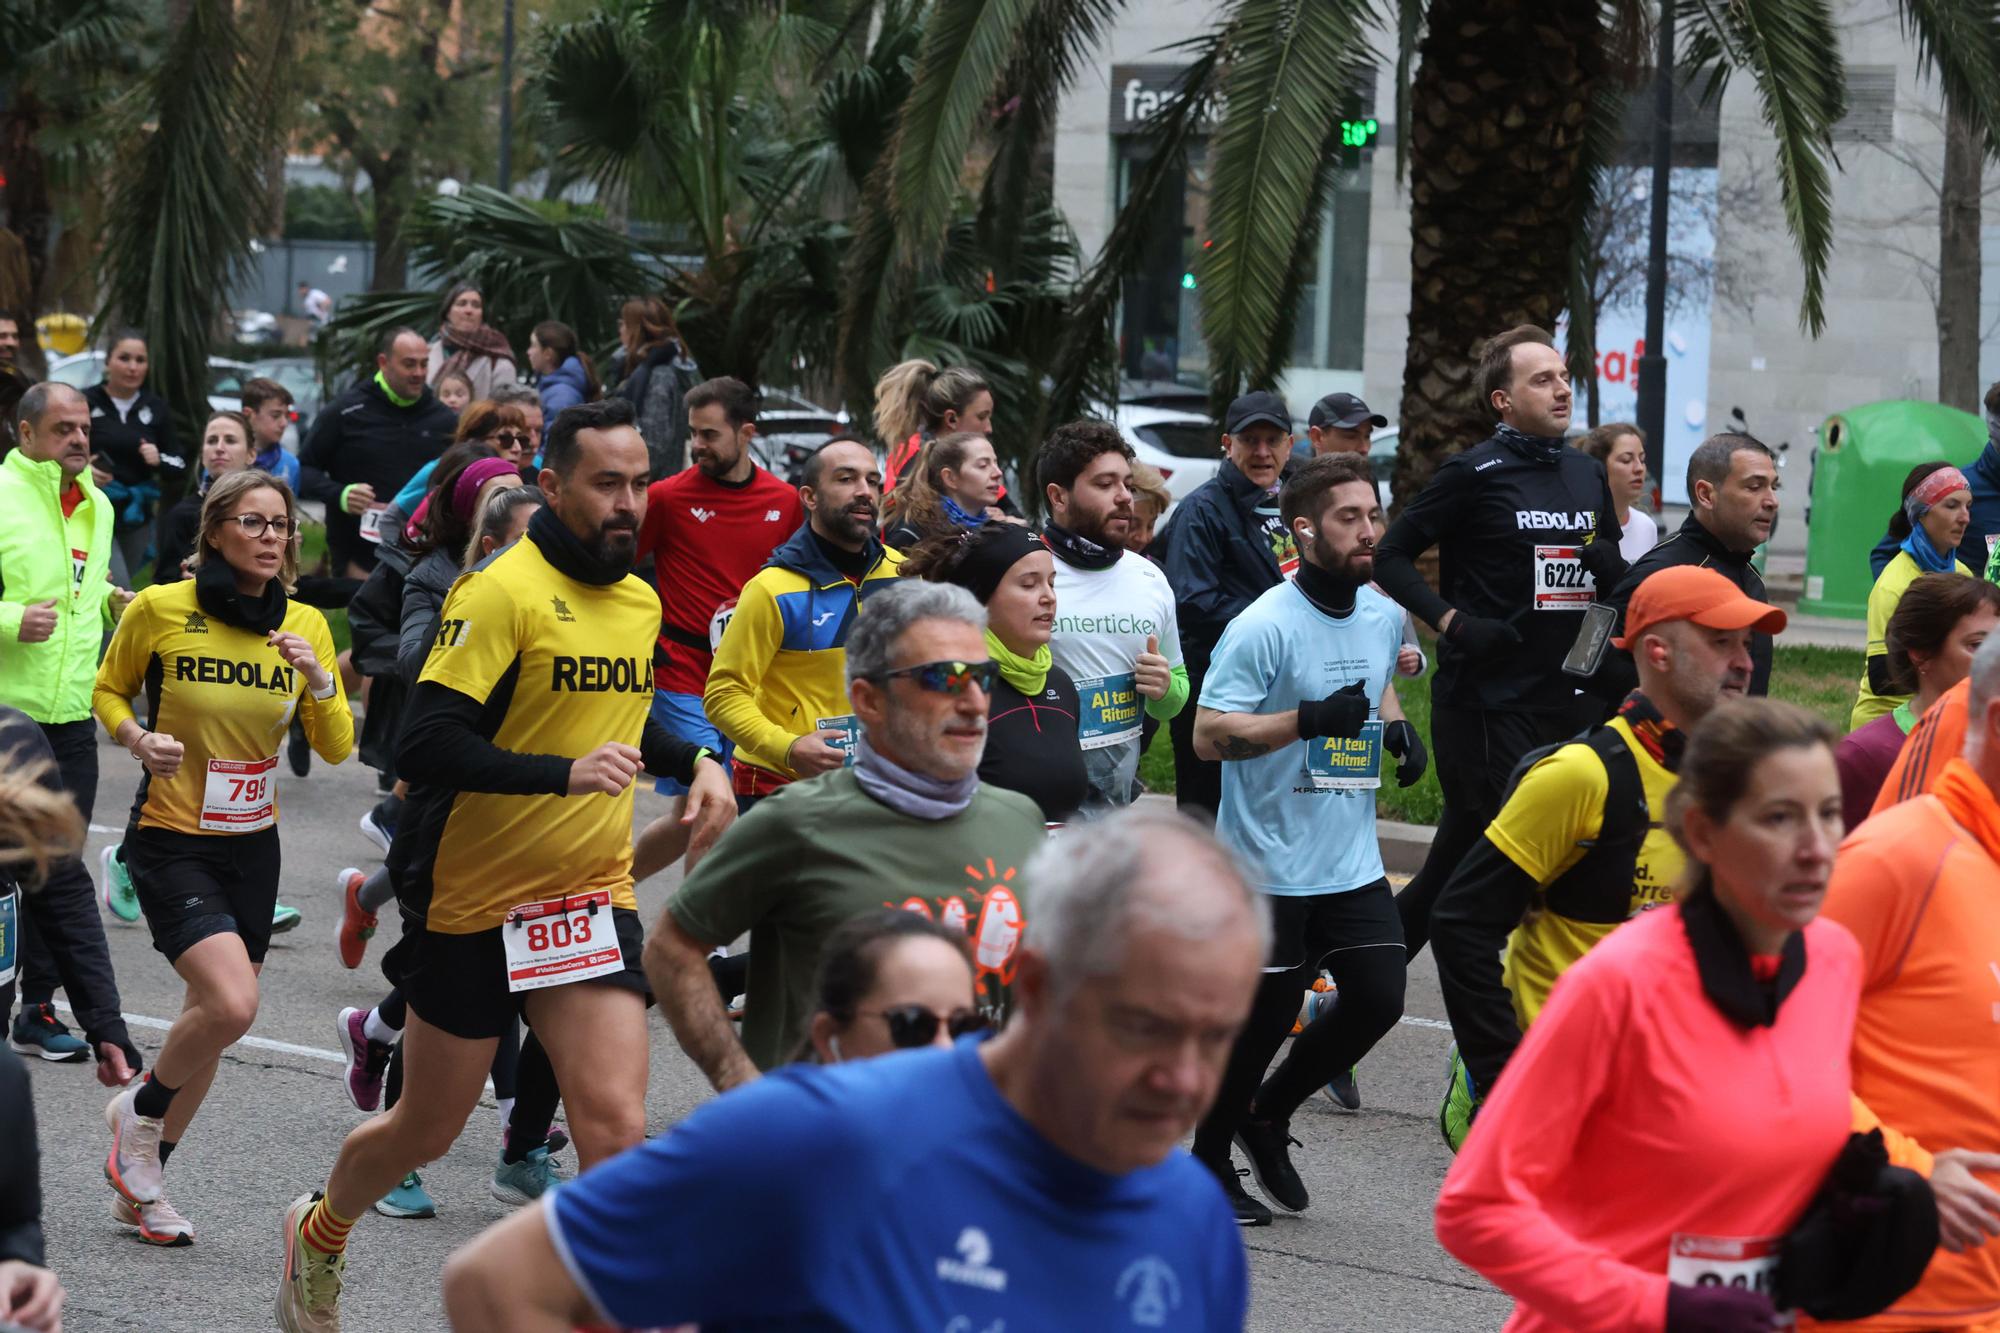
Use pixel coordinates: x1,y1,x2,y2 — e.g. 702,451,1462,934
1383,719,1427,788
1665,1283,1781,1332
1444,612,1522,657
1575,535,1622,582
1297,681,1370,740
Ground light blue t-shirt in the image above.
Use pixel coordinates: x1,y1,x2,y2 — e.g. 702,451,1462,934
1199,578,1402,895
548,1037,1247,1332
391,457,437,515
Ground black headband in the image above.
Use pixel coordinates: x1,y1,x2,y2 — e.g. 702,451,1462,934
948,523,1051,604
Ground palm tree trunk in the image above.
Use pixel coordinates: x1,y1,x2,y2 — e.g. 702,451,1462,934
1939,84,1982,413
1,96,53,308
1394,0,1604,504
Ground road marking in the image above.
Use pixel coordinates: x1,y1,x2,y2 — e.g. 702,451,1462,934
53,1000,347,1064
1399,1015,1451,1031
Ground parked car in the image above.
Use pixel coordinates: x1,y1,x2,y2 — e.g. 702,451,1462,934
748,388,857,485
47,351,254,415
1114,403,1221,517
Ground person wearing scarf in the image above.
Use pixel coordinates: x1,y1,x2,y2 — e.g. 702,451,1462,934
94,470,354,1242
900,523,1088,823
1438,699,1911,1333
658,578,1047,1084
1855,463,1973,728
426,281,520,401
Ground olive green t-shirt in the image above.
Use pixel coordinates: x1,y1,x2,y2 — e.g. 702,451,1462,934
668,769,1046,1069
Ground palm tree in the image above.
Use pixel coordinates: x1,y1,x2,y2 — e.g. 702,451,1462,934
0,0,142,314
864,0,2000,498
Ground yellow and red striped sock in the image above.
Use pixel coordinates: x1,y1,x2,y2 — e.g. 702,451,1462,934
300,1196,356,1256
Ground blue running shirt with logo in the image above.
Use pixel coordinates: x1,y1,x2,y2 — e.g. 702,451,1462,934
547,1037,1247,1331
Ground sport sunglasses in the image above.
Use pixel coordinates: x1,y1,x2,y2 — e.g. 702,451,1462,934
871,659,999,695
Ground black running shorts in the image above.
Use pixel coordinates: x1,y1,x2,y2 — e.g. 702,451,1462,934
389,905,649,1040
126,824,282,964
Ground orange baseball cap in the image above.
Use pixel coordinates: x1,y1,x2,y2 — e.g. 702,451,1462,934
1612,565,1788,649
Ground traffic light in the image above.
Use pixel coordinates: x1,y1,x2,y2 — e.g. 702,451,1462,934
1339,118,1379,170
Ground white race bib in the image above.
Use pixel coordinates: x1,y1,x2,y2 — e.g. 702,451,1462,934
708,597,739,653
1533,544,1595,611
1667,1233,1789,1324
502,891,623,993
71,548,88,592
358,506,386,545
200,756,277,832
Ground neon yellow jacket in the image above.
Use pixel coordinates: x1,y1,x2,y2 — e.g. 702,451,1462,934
0,449,115,723
705,526,903,778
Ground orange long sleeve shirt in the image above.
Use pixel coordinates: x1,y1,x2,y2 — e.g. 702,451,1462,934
1816,757,2000,1331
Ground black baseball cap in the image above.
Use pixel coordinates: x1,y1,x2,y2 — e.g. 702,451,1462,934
1224,390,1291,435
1309,392,1388,430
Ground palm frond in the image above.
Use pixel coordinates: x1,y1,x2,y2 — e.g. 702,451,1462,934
886,0,1039,269
1392,0,1427,183
1897,0,2000,156
1682,0,1844,332
98,0,272,450
1199,0,1376,407
1037,41,1225,438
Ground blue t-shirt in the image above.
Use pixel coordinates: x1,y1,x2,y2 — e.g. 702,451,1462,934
1199,579,1402,895
392,457,437,514
548,1037,1247,1332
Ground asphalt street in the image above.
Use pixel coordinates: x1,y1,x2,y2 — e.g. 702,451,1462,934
24,728,1512,1331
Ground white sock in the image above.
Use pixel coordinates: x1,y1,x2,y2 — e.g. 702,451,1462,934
363,1007,400,1045
496,1096,515,1132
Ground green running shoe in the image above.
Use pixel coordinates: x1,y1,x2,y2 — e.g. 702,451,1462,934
99,844,141,924
373,1171,436,1219
1439,1042,1482,1153
271,902,302,934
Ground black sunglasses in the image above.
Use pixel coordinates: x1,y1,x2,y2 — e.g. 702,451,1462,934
872,659,999,695
861,1005,989,1049
492,430,532,446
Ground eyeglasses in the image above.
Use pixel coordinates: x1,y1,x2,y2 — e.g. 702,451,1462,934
860,1005,989,1049
223,514,295,540
493,430,531,447
872,659,998,695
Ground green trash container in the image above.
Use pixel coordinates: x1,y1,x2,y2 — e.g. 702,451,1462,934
1799,400,1985,620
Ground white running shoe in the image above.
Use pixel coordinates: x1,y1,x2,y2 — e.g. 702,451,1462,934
113,1193,195,1246
104,1084,165,1204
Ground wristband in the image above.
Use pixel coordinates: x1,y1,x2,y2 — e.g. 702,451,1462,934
339,483,362,512
311,677,338,700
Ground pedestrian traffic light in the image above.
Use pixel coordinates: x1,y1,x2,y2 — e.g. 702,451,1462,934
1340,118,1380,149
1181,272,1198,291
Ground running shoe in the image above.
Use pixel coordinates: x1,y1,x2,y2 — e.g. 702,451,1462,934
374,1171,436,1219
1439,1042,1482,1154
287,717,312,778
1202,1157,1272,1227
1235,1116,1308,1213
99,844,141,924
1298,985,1363,1111
335,1008,392,1112
334,869,376,969
502,1122,571,1159
356,802,396,855
272,902,303,934
113,1193,195,1246
489,1147,561,1206
104,1083,166,1203
9,1002,88,1062
1321,1067,1362,1112
277,1191,344,1332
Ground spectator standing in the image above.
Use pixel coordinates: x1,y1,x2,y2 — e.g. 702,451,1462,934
1159,390,1299,818
83,329,185,586
298,328,457,578
1128,462,1173,558
0,310,37,456
239,377,302,493
525,320,599,418
1305,391,1387,457
1577,422,1657,561
153,410,257,584
426,282,518,401
656,580,1044,1087
610,296,698,480
0,383,142,1077
297,281,334,327
434,371,473,416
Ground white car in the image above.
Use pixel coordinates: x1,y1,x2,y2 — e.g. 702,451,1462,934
1113,404,1222,516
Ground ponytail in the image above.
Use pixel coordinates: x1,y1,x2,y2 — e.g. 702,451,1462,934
873,359,938,451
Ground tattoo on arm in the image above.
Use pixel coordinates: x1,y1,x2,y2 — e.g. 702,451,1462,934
1215,735,1272,761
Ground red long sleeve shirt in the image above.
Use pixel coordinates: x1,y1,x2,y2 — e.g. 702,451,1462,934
1435,905,1861,1332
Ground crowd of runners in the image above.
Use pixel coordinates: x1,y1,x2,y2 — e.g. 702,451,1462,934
3,300,2000,1331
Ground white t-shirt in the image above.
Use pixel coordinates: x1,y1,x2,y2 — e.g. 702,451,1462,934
1049,552,1185,808
1618,509,1658,564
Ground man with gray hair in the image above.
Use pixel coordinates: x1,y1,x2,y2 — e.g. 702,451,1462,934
446,807,1265,1332
652,578,1046,1090
1584,431,1780,713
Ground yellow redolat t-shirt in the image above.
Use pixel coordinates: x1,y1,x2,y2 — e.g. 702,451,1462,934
1486,714,1683,1030
93,580,352,835
414,535,658,933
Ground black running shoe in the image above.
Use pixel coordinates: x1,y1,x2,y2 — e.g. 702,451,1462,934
287,717,311,777
1199,1155,1272,1227
1235,1116,1308,1213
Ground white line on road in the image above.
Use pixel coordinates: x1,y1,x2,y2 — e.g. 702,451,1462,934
53,999,347,1064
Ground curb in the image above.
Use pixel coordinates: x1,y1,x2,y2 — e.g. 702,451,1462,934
1135,792,1438,875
